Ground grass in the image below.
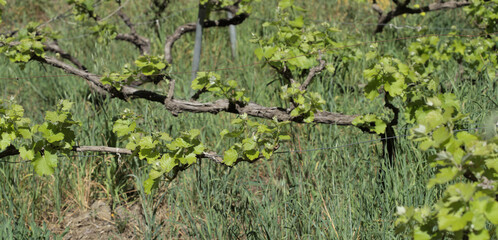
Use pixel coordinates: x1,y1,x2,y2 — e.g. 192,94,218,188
1,0,496,239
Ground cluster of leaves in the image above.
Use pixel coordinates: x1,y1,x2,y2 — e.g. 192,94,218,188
253,0,339,72
220,114,290,166
107,108,291,193
112,109,205,194
356,32,498,238
254,0,362,73
1,97,291,195
403,35,497,126
408,35,498,81
66,0,120,44
101,55,168,90
0,22,46,69
352,114,387,134
67,0,99,21
252,0,341,122
90,21,118,44
1,99,80,175
354,47,427,133
450,36,498,80
363,54,415,100
280,83,325,123
349,26,498,237
355,34,497,134
408,36,450,77
464,0,498,33
396,92,498,239
397,33,498,240
0,99,32,152
191,72,249,103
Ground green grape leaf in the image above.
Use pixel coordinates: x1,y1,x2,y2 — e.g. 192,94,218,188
139,65,155,75
0,132,11,150
288,55,313,69
170,137,191,149
45,111,67,123
125,140,138,151
139,148,160,162
32,151,58,176
19,146,34,160
138,136,156,149
263,46,278,59
112,119,136,137
326,64,335,74
245,149,260,160
288,16,304,28
278,135,291,141
413,227,431,240
231,118,245,125
423,110,445,130
223,148,238,166
48,133,65,143
433,126,451,147
438,208,472,231
290,108,301,117
159,154,177,173
279,0,293,9
148,169,163,180
419,139,435,151
38,123,64,143
484,199,498,225
373,119,387,134
18,128,32,139
193,144,205,155
303,113,315,123
485,158,498,173
384,74,406,97
184,153,197,165
254,48,264,60
469,229,490,240
242,138,257,151
428,167,459,188
364,79,381,100
143,177,158,195
159,132,172,142
60,100,74,111
261,148,273,159
220,129,229,137
188,129,201,139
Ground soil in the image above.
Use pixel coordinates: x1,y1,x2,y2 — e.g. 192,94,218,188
48,200,146,239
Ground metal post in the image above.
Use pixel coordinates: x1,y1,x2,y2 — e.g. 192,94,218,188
227,12,237,60
191,4,207,82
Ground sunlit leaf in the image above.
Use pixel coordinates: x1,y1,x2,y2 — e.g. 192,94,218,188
223,148,238,166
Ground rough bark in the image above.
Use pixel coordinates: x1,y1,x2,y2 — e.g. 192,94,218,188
115,33,151,55
44,41,87,70
34,55,357,125
373,0,473,34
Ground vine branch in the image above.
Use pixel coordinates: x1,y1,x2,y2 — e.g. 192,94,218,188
300,56,326,91
164,10,249,64
29,55,357,125
373,0,474,34
115,10,151,55
44,41,87,70
115,33,151,55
